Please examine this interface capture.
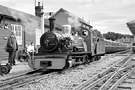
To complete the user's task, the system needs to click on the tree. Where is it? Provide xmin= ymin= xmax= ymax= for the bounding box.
xmin=103 ymin=32 xmax=133 ymax=41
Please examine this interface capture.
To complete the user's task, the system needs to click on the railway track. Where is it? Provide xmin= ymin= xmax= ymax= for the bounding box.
xmin=108 ymin=49 xmax=131 ymax=57
xmin=0 ymin=51 xmax=131 ymax=90
xmin=0 ymin=70 xmax=40 ymax=90
xmin=0 ymin=70 xmax=57 ymax=90
xmin=114 ymin=49 xmax=131 ymax=54
xmin=108 ymin=60 xmax=135 ymax=90
xmin=74 ymin=54 xmax=135 ymax=90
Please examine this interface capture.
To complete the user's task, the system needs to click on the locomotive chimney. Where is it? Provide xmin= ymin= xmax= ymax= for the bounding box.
xmin=49 ymin=17 xmax=55 ymax=31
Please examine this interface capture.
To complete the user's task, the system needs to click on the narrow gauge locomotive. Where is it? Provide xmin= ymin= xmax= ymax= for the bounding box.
xmin=28 ymin=17 xmax=105 ymax=70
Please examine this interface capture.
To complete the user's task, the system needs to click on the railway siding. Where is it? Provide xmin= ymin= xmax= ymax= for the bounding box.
xmin=74 ymin=54 xmax=135 ymax=90
xmin=12 ymin=54 xmax=129 ymax=90
xmin=0 ymin=53 xmax=130 ymax=90
xmin=109 ymin=59 xmax=135 ymax=90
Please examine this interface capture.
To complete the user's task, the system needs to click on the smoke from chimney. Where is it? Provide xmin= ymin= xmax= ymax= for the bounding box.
xmin=68 ymin=15 xmax=81 ymax=31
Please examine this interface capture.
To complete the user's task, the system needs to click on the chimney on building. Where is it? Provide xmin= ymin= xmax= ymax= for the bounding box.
xmin=35 ymin=0 xmax=44 ymax=17
xmin=35 ymin=0 xmax=45 ymax=33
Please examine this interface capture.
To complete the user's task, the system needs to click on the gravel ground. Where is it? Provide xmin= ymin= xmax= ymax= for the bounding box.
xmin=14 ymin=55 xmax=126 ymax=90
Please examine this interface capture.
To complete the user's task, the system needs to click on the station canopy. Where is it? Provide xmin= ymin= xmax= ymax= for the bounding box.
xmin=127 ymin=20 xmax=135 ymax=35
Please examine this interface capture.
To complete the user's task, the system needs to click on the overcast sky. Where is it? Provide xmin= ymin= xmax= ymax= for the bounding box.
xmin=0 ymin=0 xmax=135 ymax=35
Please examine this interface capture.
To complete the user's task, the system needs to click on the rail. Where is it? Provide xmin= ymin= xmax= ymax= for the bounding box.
xmin=74 ymin=54 xmax=135 ymax=90
xmin=0 ymin=50 xmax=132 ymax=90
xmin=0 ymin=70 xmax=44 ymax=90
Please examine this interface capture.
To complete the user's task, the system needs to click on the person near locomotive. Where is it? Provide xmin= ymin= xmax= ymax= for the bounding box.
xmin=6 ymin=32 xmax=18 ymax=66
xmin=17 ymin=43 xmax=30 ymax=62
xmin=27 ymin=42 xmax=36 ymax=59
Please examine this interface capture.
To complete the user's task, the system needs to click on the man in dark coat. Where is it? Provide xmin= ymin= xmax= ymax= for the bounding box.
xmin=6 ymin=32 xmax=18 ymax=66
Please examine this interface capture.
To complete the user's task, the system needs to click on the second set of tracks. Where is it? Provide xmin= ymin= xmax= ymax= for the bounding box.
xmin=74 ymin=53 xmax=135 ymax=90
xmin=0 ymin=51 xmax=132 ymax=90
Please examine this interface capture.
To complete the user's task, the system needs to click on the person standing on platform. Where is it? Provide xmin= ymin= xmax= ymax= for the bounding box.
xmin=6 ymin=32 xmax=18 ymax=66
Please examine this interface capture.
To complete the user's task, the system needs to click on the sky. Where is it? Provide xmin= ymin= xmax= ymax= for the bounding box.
xmin=0 ymin=0 xmax=135 ymax=35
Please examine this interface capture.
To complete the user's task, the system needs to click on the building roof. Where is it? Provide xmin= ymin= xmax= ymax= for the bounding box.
xmin=0 ymin=5 xmax=63 ymax=30
xmin=51 ymin=8 xmax=92 ymax=28
xmin=0 ymin=4 xmax=41 ymax=33
xmin=0 ymin=5 xmax=40 ymax=22
xmin=44 ymin=19 xmax=63 ymax=29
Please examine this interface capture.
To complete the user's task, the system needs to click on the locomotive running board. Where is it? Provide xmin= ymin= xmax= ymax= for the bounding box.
xmin=34 ymin=54 xmax=68 ymax=59
xmin=69 ymin=52 xmax=91 ymax=56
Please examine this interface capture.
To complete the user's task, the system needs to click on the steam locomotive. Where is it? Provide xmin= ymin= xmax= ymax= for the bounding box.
xmin=28 ymin=17 xmax=105 ymax=70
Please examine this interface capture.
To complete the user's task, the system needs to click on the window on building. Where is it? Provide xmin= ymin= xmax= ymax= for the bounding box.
xmin=15 ymin=25 xmax=22 ymax=36
xmin=11 ymin=24 xmax=22 ymax=45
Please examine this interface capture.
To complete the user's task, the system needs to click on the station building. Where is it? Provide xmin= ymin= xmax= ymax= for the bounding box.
xmin=0 ymin=5 xmax=40 ymax=59
xmin=0 ymin=4 xmax=62 ymax=60
xmin=127 ymin=20 xmax=135 ymax=43
xmin=0 ymin=2 xmax=93 ymax=60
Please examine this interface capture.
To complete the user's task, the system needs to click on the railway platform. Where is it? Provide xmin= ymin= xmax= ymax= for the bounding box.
xmin=0 ymin=60 xmax=32 ymax=80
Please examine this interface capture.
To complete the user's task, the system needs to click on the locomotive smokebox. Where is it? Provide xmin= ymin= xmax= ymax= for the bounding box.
xmin=49 ymin=17 xmax=55 ymax=31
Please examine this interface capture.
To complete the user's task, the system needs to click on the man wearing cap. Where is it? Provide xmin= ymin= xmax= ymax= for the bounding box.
xmin=6 ymin=32 xmax=18 ymax=66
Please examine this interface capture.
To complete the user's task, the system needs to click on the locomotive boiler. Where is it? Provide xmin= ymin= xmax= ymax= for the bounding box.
xmin=28 ymin=17 xmax=105 ymax=70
